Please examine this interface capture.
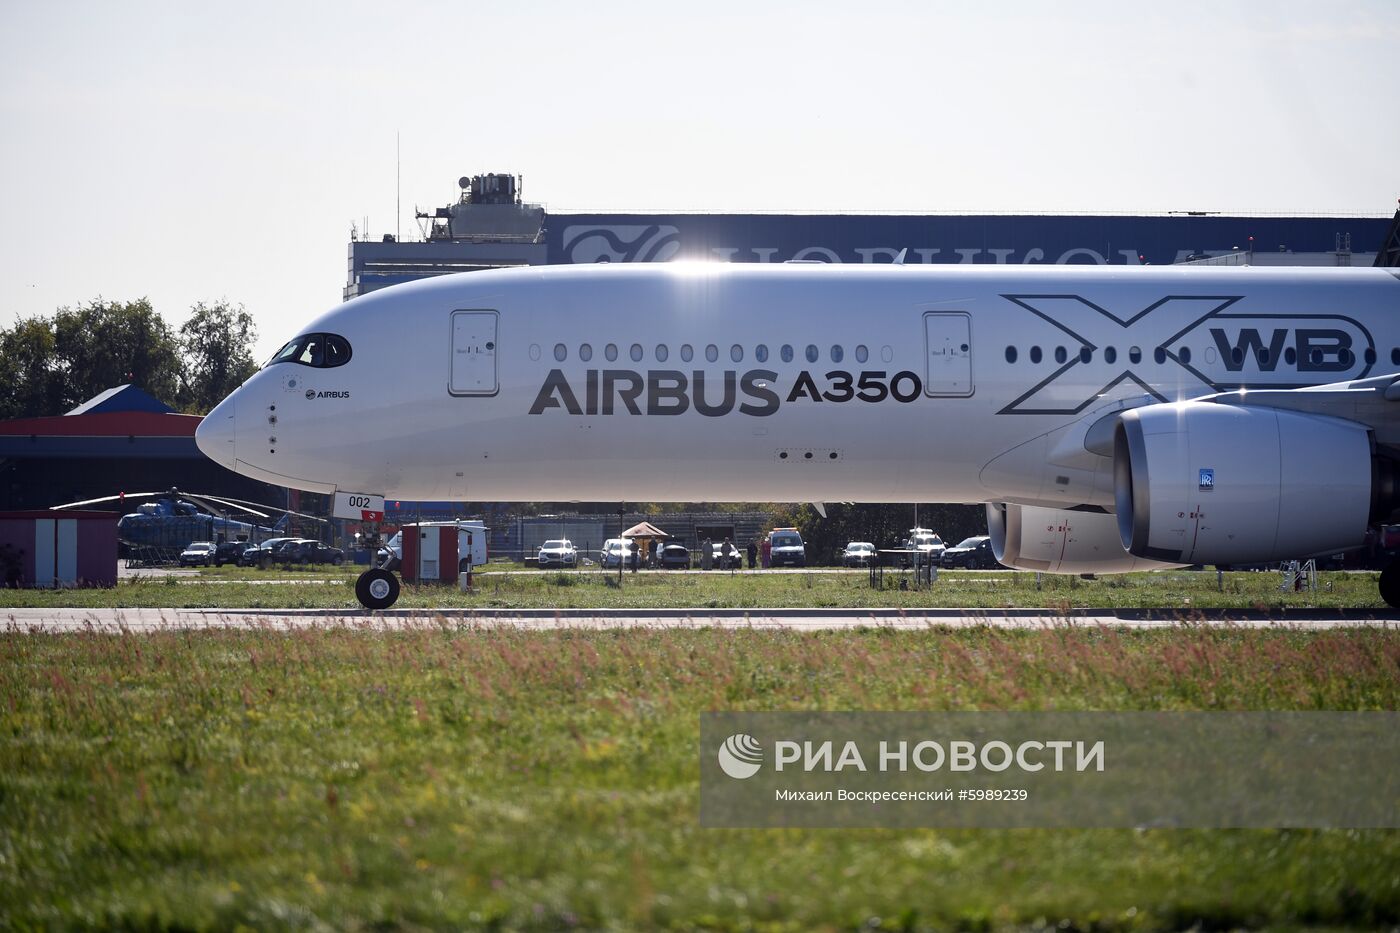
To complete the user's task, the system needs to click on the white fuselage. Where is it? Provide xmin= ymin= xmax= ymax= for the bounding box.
xmin=196 ymin=263 xmax=1400 ymax=505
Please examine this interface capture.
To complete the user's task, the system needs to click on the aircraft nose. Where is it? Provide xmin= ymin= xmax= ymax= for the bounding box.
xmin=196 ymin=394 xmax=237 ymax=469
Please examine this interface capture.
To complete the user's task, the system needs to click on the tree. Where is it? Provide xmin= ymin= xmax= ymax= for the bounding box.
xmin=178 ymin=301 xmax=258 ymax=414
xmin=50 ymin=298 xmax=182 ymax=410
xmin=0 ymin=317 xmax=63 ymax=420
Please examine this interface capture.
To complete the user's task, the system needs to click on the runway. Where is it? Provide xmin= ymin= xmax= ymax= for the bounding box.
xmin=4 ymin=606 xmax=1397 ymax=633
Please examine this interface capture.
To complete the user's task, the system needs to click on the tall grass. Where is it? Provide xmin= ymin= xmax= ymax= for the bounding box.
xmin=2 ymin=625 xmax=1397 ymax=929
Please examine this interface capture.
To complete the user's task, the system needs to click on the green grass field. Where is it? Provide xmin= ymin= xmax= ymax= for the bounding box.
xmin=2 ymin=623 xmax=1397 ymax=930
xmin=0 ymin=565 xmax=1391 ymax=611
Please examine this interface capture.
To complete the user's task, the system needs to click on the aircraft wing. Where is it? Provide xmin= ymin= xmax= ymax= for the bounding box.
xmin=1193 ymin=372 xmax=1400 ymax=450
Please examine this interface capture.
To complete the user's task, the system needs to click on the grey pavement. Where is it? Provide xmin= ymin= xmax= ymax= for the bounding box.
xmin=3 ymin=606 xmax=1397 ymax=633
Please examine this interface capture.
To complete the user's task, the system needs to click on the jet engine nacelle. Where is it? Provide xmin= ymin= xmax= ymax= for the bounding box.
xmin=986 ymin=502 xmax=1183 ymax=574
xmin=1114 ymin=402 xmax=1380 ymax=565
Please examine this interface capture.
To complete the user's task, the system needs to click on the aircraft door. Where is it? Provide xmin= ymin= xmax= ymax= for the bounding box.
xmin=449 ymin=310 xmax=499 ymax=396
xmin=923 ymin=311 xmax=973 ymax=397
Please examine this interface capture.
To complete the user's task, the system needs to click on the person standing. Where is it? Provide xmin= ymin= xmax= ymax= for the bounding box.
xmin=746 ymin=538 xmax=757 ymax=570
xmin=701 ymin=536 xmax=713 ymax=571
xmin=761 ymin=536 xmax=771 ymax=569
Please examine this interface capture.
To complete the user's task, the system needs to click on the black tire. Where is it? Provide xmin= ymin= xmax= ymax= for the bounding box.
xmin=1380 ymin=561 xmax=1400 ymax=608
xmin=332 ymin=556 xmax=343 ymax=566
xmin=355 ymin=568 xmax=400 ymax=610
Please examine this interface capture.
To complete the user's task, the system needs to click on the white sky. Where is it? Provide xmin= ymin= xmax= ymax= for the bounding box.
xmin=2 ymin=0 xmax=1397 ymax=360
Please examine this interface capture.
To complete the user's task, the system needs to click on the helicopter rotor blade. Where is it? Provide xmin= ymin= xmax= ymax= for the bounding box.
xmin=178 ymin=492 xmax=271 ymax=519
xmin=199 ymin=494 xmax=329 ymax=524
xmin=51 ymin=492 xmax=162 ymax=510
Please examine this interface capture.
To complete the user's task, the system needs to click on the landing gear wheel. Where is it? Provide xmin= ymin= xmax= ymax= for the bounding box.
xmin=1379 ymin=561 xmax=1400 ymax=608
xmin=356 ymin=568 xmax=400 ymax=610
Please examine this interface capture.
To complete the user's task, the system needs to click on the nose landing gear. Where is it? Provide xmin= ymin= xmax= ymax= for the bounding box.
xmin=356 ymin=568 xmax=400 ymax=610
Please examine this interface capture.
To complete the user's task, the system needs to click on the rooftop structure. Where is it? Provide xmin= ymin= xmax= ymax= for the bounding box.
xmin=346 ymin=175 xmax=1394 ymax=298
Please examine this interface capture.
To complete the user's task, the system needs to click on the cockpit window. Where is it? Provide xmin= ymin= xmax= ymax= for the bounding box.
xmin=265 ymin=333 xmax=352 ymax=369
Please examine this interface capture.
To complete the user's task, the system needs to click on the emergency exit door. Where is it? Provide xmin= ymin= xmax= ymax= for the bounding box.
xmin=449 ymin=310 xmax=499 ymax=396
xmin=923 ymin=311 xmax=973 ymax=397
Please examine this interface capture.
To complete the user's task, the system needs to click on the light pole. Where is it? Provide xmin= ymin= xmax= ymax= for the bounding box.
xmin=617 ymin=506 xmax=625 ymax=587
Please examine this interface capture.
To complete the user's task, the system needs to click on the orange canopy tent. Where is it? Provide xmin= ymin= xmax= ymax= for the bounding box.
xmin=620 ymin=521 xmax=669 ymax=564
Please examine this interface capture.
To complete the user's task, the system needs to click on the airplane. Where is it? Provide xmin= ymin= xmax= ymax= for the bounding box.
xmin=195 ymin=261 xmax=1400 ymax=609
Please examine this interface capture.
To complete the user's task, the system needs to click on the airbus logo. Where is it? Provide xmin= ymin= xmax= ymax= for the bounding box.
xmin=998 ymin=294 xmax=1375 ymax=415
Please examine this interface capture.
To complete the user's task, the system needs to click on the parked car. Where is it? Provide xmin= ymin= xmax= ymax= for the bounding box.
xmin=239 ymin=537 xmax=300 ymax=567
xmin=941 ymin=535 xmax=997 ymax=569
xmin=656 ymin=542 xmax=691 ymax=569
xmin=768 ymin=528 xmax=806 ymax=567
xmin=276 ymin=539 xmax=344 ymax=565
xmin=902 ymin=528 xmax=945 ymax=566
xmin=538 ymin=539 xmax=578 ymax=569
xmin=842 ymin=541 xmax=876 ymax=567
xmin=213 ymin=541 xmax=249 ymax=566
xmin=710 ymin=541 xmax=743 ymax=568
xmin=601 ymin=537 xmax=639 ymax=569
xmin=179 ymin=541 xmax=215 ymax=567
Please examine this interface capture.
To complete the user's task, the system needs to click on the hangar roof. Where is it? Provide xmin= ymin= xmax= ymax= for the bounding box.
xmin=0 ymin=387 xmax=200 ymax=459
xmin=66 ymin=384 xmax=175 ymax=416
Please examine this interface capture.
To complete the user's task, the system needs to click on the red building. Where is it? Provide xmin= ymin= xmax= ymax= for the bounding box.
xmin=0 ymin=510 xmax=118 ymax=588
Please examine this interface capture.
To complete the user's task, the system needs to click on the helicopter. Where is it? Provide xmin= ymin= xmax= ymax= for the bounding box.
xmin=51 ymin=488 xmax=324 ymax=559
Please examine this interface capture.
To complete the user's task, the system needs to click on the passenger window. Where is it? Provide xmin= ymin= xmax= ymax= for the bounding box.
xmin=805 ymin=345 xmax=818 ymax=363
xmin=1079 ymin=347 xmax=1091 ymax=364
xmin=1104 ymin=346 xmax=1117 ymax=364
xmin=1153 ymin=348 xmax=1167 ymax=365
xmin=1005 ymin=346 xmax=1017 ymax=364
xmin=781 ymin=344 xmax=794 ymax=363
xmin=630 ymin=343 xmax=643 ymax=362
xmin=730 ymin=344 xmax=743 ymax=362
xmin=681 ymin=344 xmax=694 ymax=362
xmin=830 ymin=345 xmax=843 ymax=363
xmin=605 ymin=343 xmax=618 ymax=362
xmin=554 ymin=343 xmax=567 ymax=362
xmin=1054 ymin=346 xmax=1067 ymax=364
xmin=1285 ymin=347 xmax=1297 ymax=365
xmin=705 ymin=344 xmax=719 ymax=363
xmin=1392 ymin=349 xmax=1400 ymax=366
xmin=655 ymin=344 xmax=668 ymax=362
xmin=1129 ymin=346 xmax=1142 ymax=364
xmin=1231 ymin=347 xmax=1244 ymax=366
xmin=1030 ymin=346 xmax=1042 ymax=364
xmin=1180 ymin=347 xmax=1192 ymax=364
xmin=755 ymin=344 xmax=769 ymax=363
xmin=855 ymin=344 xmax=868 ymax=363
xmin=1365 ymin=348 xmax=1376 ymax=365
xmin=579 ymin=343 xmax=593 ymax=362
